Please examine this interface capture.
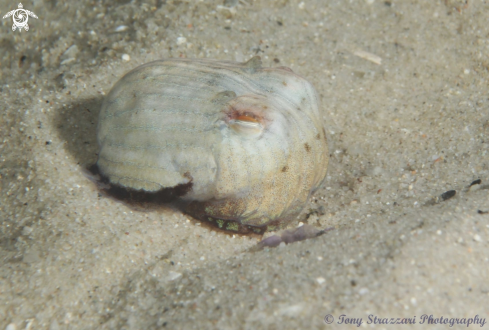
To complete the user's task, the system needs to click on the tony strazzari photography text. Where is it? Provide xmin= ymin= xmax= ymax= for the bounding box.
xmin=335 ymin=314 xmax=486 ymax=327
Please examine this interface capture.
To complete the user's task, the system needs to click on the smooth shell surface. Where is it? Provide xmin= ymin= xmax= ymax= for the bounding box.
xmin=96 ymin=56 xmax=328 ymax=233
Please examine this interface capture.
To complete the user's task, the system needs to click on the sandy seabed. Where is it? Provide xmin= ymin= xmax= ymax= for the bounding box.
xmin=0 ymin=0 xmax=488 ymax=329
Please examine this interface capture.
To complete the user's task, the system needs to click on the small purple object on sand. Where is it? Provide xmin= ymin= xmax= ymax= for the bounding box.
xmin=254 ymin=224 xmax=334 ymax=250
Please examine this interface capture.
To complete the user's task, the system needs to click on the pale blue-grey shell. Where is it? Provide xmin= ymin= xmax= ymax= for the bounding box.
xmin=96 ymin=56 xmax=328 ymax=232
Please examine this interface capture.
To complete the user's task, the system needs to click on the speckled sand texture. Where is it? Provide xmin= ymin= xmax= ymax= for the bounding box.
xmin=1 ymin=0 xmax=488 ymax=329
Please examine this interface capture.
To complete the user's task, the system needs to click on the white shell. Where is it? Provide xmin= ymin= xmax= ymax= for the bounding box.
xmin=96 ymin=57 xmax=328 ymax=232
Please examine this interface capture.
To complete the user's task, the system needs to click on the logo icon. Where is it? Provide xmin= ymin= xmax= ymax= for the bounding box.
xmin=2 ymin=3 xmax=38 ymax=32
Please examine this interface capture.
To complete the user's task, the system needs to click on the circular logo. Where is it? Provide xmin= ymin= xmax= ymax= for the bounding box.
xmin=13 ymin=9 xmax=28 ymax=27
xmin=324 ymin=314 xmax=334 ymax=324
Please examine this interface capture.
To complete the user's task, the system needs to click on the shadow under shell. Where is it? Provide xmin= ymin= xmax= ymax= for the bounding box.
xmin=86 ymin=164 xmax=273 ymax=235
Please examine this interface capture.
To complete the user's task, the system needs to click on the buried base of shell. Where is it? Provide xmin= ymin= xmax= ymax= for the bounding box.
xmin=183 ymin=200 xmax=298 ymax=235
xmin=85 ymin=163 xmax=294 ymax=235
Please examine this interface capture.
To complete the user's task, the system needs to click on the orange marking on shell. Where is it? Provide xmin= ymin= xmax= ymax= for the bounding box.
xmin=236 ymin=115 xmax=260 ymax=123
